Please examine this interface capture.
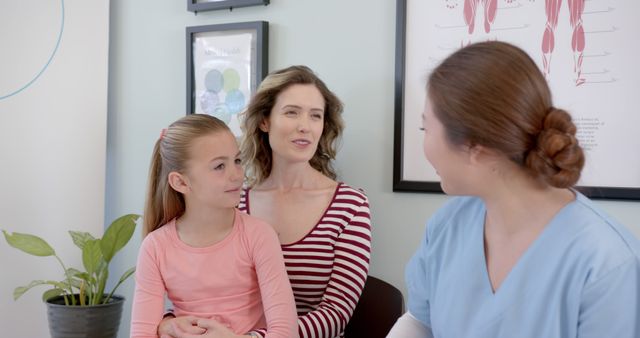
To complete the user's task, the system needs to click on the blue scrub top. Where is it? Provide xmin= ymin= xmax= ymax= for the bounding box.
xmin=406 ymin=192 xmax=640 ymax=338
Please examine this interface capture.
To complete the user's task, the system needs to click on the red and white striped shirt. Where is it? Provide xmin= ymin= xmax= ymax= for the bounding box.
xmin=239 ymin=182 xmax=372 ymax=338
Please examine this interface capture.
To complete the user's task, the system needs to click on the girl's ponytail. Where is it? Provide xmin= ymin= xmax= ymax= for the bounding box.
xmin=142 ymin=114 xmax=229 ymax=237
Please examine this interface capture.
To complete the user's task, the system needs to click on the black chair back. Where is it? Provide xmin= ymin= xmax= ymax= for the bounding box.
xmin=344 ymin=275 xmax=404 ymax=338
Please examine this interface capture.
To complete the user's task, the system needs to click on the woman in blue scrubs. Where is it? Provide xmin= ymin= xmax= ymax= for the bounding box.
xmin=387 ymin=41 xmax=640 ymax=338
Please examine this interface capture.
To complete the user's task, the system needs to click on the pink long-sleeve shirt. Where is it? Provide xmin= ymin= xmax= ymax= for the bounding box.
xmin=130 ymin=209 xmax=298 ymax=338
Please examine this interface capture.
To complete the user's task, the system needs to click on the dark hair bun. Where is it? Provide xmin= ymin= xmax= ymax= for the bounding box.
xmin=525 ymin=108 xmax=585 ymax=188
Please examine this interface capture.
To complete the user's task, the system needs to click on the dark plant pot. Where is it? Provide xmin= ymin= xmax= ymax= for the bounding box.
xmin=45 ymin=294 xmax=125 ymax=338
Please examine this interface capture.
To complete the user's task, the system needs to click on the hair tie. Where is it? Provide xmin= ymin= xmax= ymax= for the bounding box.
xmin=160 ymin=128 xmax=168 ymax=140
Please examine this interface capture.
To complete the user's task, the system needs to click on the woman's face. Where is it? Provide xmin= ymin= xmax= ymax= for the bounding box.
xmin=261 ymin=84 xmax=325 ymax=165
xmin=422 ymin=99 xmax=473 ymax=195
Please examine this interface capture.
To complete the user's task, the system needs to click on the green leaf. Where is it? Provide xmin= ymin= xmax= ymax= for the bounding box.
xmin=65 ymin=278 xmax=84 ymax=290
xmin=66 ymin=267 xmax=84 ymax=278
xmin=69 ymin=231 xmax=96 ymax=250
xmin=67 ymin=268 xmax=91 ymax=282
xmin=82 ymin=239 xmax=103 ymax=277
xmin=13 ymin=280 xmax=67 ymax=300
xmin=94 ymin=268 xmax=109 ymax=305
xmin=97 ymin=260 xmax=108 ymax=273
xmin=118 ymin=266 xmax=136 ymax=284
xmin=2 ymin=230 xmax=55 ymax=257
xmin=100 ymin=214 xmax=139 ymax=263
xmin=42 ymin=288 xmax=66 ymax=302
xmin=104 ymin=266 xmax=136 ymax=304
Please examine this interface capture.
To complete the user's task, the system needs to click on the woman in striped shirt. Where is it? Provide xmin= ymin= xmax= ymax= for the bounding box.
xmin=159 ymin=66 xmax=371 ymax=338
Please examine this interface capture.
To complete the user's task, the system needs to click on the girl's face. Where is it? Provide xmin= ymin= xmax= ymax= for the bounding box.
xmin=422 ymin=99 xmax=474 ymax=195
xmin=180 ymin=131 xmax=244 ymax=209
xmin=261 ymin=84 xmax=325 ymax=165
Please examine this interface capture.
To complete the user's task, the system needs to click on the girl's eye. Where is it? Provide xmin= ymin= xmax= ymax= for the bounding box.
xmin=285 ymin=110 xmax=297 ymax=116
xmin=312 ymin=113 xmax=323 ymax=120
xmin=214 ymin=163 xmax=225 ymax=170
xmin=234 ymin=158 xmax=242 ymax=165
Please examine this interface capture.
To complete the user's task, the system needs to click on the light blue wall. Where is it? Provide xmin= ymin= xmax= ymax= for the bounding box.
xmin=106 ymin=1 xmax=640 ymax=337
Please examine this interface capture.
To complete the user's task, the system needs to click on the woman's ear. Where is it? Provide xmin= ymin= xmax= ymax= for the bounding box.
xmin=259 ymin=118 xmax=270 ymax=132
xmin=167 ymin=171 xmax=189 ymax=194
xmin=467 ymin=143 xmax=491 ymax=166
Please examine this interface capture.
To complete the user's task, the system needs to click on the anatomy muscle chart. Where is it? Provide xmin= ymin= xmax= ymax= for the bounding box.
xmin=399 ymin=0 xmax=640 ymax=196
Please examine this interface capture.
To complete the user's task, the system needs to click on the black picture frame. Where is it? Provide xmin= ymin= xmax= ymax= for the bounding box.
xmin=392 ymin=0 xmax=640 ymax=200
xmin=187 ymin=0 xmax=269 ymax=13
xmin=574 ymin=187 xmax=640 ymax=200
xmin=186 ymin=21 xmax=268 ymax=136
xmin=393 ymin=0 xmax=443 ymax=194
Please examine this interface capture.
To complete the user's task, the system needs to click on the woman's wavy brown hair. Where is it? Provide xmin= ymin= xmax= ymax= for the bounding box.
xmin=240 ymin=65 xmax=344 ymax=186
xmin=428 ymin=41 xmax=585 ymax=188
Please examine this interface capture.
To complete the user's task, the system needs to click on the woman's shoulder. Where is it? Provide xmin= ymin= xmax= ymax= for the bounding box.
xmin=437 ymin=195 xmax=483 ymax=213
xmin=334 ymin=182 xmax=369 ymax=206
xmin=571 ymin=193 xmax=639 ymax=250
xmin=426 ymin=196 xmax=484 ymax=238
xmin=562 ymin=193 xmax=640 ymax=279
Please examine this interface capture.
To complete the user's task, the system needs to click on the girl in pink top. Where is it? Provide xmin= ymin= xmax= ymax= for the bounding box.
xmin=130 ymin=114 xmax=297 ymax=338
xmin=159 ymin=66 xmax=371 ymax=338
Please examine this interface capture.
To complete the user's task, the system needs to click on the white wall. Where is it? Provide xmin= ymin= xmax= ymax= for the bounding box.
xmin=0 ymin=1 xmax=110 ymax=337
xmin=106 ymin=1 xmax=640 ymax=337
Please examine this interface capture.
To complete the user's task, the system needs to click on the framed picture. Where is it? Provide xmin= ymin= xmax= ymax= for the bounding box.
xmin=393 ymin=0 xmax=640 ymax=200
xmin=393 ymin=0 xmax=443 ymax=194
xmin=187 ymin=0 xmax=269 ymax=13
xmin=186 ymin=21 xmax=268 ymax=137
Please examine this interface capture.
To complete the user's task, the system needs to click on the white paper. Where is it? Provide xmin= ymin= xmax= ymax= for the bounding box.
xmin=402 ymin=0 xmax=640 ymax=189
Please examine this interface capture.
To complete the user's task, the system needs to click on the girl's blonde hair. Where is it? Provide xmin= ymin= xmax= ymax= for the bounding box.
xmin=143 ymin=114 xmax=230 ymax=237
xmin=240 ymin=65 xmax=344 ymax=186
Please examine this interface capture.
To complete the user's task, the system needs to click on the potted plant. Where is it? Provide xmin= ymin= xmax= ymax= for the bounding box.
xmin=2 ymin=213 xmax=140 ymax=338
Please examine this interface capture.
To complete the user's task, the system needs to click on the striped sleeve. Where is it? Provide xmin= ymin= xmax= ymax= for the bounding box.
xmin=295 ymin=189 xmax=371 ymax=338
